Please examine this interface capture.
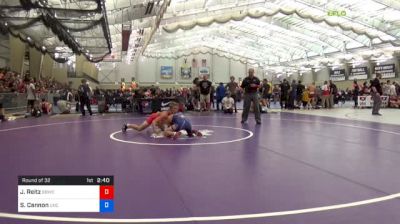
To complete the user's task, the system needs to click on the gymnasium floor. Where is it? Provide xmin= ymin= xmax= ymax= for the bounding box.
xmin=1 ymin=109 xmax=400 ymax=224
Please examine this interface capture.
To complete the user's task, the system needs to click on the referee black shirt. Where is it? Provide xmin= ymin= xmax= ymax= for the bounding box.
xmin=241 ymin=76 xmax=260 ymax=93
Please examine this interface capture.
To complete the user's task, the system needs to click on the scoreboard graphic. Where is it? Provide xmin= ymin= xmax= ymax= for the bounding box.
xmin=18 ymin=176 xmax=114 ymax=213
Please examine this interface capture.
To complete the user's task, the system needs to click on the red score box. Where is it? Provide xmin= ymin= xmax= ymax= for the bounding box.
xmin=100 ymin=186 xmax=114 ymax=200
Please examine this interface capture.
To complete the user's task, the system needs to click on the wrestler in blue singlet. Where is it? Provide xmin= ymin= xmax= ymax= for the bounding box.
xmin=171 ymin=113 xmax=194 ymax=136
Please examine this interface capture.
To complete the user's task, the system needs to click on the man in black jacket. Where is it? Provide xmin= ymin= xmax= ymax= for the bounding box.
xmin=241 ymin=68 xmax=261 ymax=124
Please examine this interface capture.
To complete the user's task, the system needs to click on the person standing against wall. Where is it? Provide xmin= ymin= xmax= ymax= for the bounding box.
xmin=78 ymin=79 xmax=93 ymax=116
xmin=241 ymin=68 xmax=261 ymax=124
xmin=371 ymin=73 xmax=383 ymax=115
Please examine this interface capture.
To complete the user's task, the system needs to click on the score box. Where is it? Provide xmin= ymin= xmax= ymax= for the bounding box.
xmin=18 ymin=176 xmax=114 ymax=213
xmin=100 ymin=186 xmax=114 ymax=200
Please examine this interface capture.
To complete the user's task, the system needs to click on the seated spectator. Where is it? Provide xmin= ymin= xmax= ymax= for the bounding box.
xmin=0 ymin=81 xmax=5 ymax=92
xmin=0 ymin=103 xmax=6 ymax=122
xmin=361 ymin=81 xmax=370 ymax=95
xmin=389 ymin=96 xmax=400 ymax=108
xmin=40 ymin=99 xmax=52 ymax=114
xmin=221 ymin=93 xmax=234 ymax=114
xmin=389 ymin=82 xmax=397 ymax=96
xmin=29 ymin=100 xmax=42 ymax=118
xmin=57 ymin=100 xmax=71 ymax=114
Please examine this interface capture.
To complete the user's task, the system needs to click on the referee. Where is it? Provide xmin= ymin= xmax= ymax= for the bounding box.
xmin=241 ymin=68 xmax=261 ymax=124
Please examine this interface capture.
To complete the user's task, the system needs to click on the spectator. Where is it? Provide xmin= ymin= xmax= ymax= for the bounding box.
xmin=57 ymin=100 xmax=71 ymax=114
xmin=198 ymin=75 xmax=212 ymax=111
xmin=66 ymin=89 xmax=73 ymax=102
xmin=210 ymin=85 xmax=215 ymax=109
xmin=370 ymin=73 xmax=383 ymax=116
xmin=192 ymin=78 xmax=200 ymax=111
xmin=297 ymin=80 xmax=305 ymax=107
xmin=353 ymin=80 xmax=360 ymax=108
xmin=361 ymin=81 xmax=370 ymax=95
xmin=329 ymin=80 xmax=338 ymax=108
xmin=216 ymin=82 xmax=226 ymax=111
xmin=0 ymin=103 xmax=6 ymax=122
xmin=25 ymin=78 xmax=36 ymax=115
xmin=226 ymin=76 xmax=239 ymax=113
xmin=302 ymin=88 xmax=312 ymax=110
xmin=308 ymin=82 xmax=316 ymax=108
xmin=389 ymin=81 xmax=397 ymax=96
xmin=289 ymin=80 xmax=297 ymax=109
xmin=78 ymin=79 xmax=93 ymax=116
xmin=280 ymin=79 xmax=290 ymax=109
xmin=383 ymin=80 xmax=391 ymax=95
xmin=40 ymin=99 xmax=52 ymax=114
xmin=272 ymin=84 xmax=280 ymax=105
xmin=221 ymin=93 xmax=234 ymax=114
xmin=260 ymin=79 xmax=271 ymax=108
xmin=395 ymin=82 xmax=400 ymax=96
xmin=321 ymin=81 xmax=330 ymax=108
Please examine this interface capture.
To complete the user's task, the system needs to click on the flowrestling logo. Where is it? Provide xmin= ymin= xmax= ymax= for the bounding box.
xmin=327 ymin=10 xmax=347 ymax=16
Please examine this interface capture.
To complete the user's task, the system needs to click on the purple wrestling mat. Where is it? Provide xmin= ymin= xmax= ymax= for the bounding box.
xmin=1 ymin=112 xmax=400 ymax=224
